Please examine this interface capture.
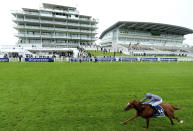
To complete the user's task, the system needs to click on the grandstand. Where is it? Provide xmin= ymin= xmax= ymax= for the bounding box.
xmin=99 ymin=21 xmax=193 ymax=56
xmin=10 ymin=3 xmax=97 ymax=58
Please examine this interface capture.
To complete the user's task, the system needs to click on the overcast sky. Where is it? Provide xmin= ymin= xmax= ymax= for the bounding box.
xmin=0 ymin=0 xmax=193 ymax=45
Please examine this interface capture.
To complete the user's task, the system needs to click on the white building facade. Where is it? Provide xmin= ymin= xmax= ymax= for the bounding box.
xmin=12 ymin=3 xmax=98 ymax=48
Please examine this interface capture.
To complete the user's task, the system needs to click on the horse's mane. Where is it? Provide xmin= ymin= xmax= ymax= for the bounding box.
xmin=135 ymin=100 xmax=153 ymax=111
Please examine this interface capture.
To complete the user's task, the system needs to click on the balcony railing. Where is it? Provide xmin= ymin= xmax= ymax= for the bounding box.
xmin=16 ymin=34 xmax=40 ymax=38
xmin=67 ymin=23 xmax=80 ymax=26
xmin=16 ymin=33 xmax=96 ymax=40
xmin=40 ymin=13 xmax=52 ymax=17
xmin=54 ymin=21 xmax=68 ymax=26
xmin=42 ymin=27 xmax=54 ymax=30
xmin=14 ymin=25 xmax=97 ymax=35
xmin=25 ymin=12 xmax=39 ymax=15
xmin=13 ymin=18 xmax=24 ymax=22
xmin=40 ymin=20 xmax=53 ymax=23
xmin=14 ymin=25 xmax=25 ymax=29
xmin=24 ymin=19 xmax=40 ymax=23
xmin=13 ymin=10 xmax=98 ymax=23
xmin=14 ymin=19 xmax=97 ymax=29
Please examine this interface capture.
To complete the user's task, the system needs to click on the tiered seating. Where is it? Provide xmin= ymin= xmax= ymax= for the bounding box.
xmin=152 ymin=45 xmax=180 ymax=52
xmin=121 ymin=43 xmax=193 ymax=53
xmin=120 ymin=43 xmax=193 ymax=56
xmin=120 ymin=44 xmax=153 ymax=50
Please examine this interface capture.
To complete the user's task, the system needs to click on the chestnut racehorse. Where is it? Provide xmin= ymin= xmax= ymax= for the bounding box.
xmin=122 ymin=99 xmax=183 ymax=129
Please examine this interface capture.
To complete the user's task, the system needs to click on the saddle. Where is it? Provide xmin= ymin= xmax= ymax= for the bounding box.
xmin=151 ymin=105 xmax=165 ymax=117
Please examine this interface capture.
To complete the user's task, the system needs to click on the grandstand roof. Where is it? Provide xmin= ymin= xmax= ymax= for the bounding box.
xmin=43 ymin=3 xmax=76 ymax=10
xmin=99 ymin=21 xmax=193 ymax=39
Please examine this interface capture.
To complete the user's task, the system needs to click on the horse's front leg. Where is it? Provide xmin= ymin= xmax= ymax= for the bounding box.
xmin=122 ymin=114 xmax=138 ymax=125
xmin=146 ymin=118 xmax=150 ymax=129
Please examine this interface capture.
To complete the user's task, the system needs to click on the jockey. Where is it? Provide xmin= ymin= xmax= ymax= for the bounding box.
xmin=140 ymin=93 xmax=162 ymax=114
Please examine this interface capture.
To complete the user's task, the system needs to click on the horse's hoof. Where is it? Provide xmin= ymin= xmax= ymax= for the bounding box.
xmin=121 ymin=122 xmax=126 ymax=125
xmin=180 ymin=120 xmax=184 ymax=124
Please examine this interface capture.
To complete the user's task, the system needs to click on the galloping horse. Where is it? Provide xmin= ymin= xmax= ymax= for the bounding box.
xmin=122 ymin=99 xmax=183 ymax=129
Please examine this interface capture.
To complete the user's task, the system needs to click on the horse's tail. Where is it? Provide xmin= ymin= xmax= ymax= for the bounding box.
xmin=172 ymin=105 xmax=183 ymax=110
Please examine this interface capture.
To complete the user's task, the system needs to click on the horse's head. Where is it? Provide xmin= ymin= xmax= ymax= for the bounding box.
xmin=124 ymin=99 xmax=139 ymax=111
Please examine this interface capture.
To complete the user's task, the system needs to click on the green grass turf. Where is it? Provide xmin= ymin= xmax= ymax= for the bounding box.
xmin=0 ymin=62 xmax=193 ymax=131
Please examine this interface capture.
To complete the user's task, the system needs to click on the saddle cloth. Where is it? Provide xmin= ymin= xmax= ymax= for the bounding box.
xmin=152 ymin=105 xmax=165 ymax=117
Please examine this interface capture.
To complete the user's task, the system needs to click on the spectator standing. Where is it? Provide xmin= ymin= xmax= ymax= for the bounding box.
xmin=19 ymin=55 xmax=22 ymax=62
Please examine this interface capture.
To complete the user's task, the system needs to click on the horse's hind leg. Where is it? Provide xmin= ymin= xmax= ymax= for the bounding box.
xmin=173 ymin=115 xmax=184 ymax=123
xmin=169 ymin=118 xmax=174 ymax=125
xmin=167 ymin=113 xmax=183 ymax=124
xmin=165 ymin=112 xmax=174 ymax=125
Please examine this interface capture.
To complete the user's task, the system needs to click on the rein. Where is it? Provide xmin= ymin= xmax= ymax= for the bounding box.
xmin=133 ymin=101 xmax=144 ymax=113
